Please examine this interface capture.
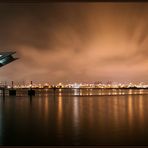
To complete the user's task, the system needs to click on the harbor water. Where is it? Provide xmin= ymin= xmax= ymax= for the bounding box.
xmin=0 ymin=88 xmax=148 ymax=145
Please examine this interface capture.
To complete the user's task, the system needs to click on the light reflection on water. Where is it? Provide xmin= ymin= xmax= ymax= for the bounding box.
xmin=0 ymin=89 xmax=148 ymax=145
xmin=57 ymin=95 xmax=63 ymax=141
xmin=73 ymin=97 xmax=80 ymax=145
xmin=139 ymin=95 xmax=144 ymax=130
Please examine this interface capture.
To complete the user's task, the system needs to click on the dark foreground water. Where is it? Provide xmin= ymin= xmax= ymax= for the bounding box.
xmin=0 ymin=88 xmax=148 ymax=145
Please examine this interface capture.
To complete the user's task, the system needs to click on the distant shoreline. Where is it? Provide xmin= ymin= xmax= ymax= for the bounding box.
xmin=7 ymin=87 xmax=148 ymax=90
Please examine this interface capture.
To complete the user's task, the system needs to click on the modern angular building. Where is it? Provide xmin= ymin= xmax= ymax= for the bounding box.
xmin=0 ymin=52 xmax=18 ymax=67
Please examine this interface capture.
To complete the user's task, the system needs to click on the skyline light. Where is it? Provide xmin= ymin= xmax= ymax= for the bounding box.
xmin=1 ymin=81 xmax=148 ymax=89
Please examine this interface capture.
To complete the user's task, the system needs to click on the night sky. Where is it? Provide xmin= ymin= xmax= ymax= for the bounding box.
xmin=0 ymin=3 xmax=148 ymax=84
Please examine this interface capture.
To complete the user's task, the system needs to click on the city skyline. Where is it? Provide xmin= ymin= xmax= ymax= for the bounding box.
xmin=0 ymin=3 xmax=148 ymax=84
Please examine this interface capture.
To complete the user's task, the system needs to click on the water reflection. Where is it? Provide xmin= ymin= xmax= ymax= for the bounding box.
xmin=73 ymin=97 xmax=80 ymax=144
xmin=74 ymin=89 xmax=79 ymax=96
xmin=73 ymin=97 xmax=79 ymax=127
xmin=127 ymin=95 xmax=133 ymax=131
xmin=88 ymin=97 xmax=93 ymax=128
xmin=139 ymin=95 xmax=144 ymax=130
xmin=57 ymin=95 xmax=63 ymax=140
xmin=58 ymin=89 xmax=62 ymax=96
xmin=127 ymin=95 xmax=146 ymax=135
xmin=44 ymin=95 xmax=49 ymax=124
xmin=113 ymin=96 xmax=119 ymax=127
xmin=1 ymin=90 xmax=148 ymax=145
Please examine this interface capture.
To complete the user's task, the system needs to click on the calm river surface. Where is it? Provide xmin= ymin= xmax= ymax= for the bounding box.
xmin=0 ymin=88 xmax=148 ymax=145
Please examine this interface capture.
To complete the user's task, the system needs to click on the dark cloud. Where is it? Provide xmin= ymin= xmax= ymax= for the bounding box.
xmin=0 ymin=3 xmax=148 ymax=84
